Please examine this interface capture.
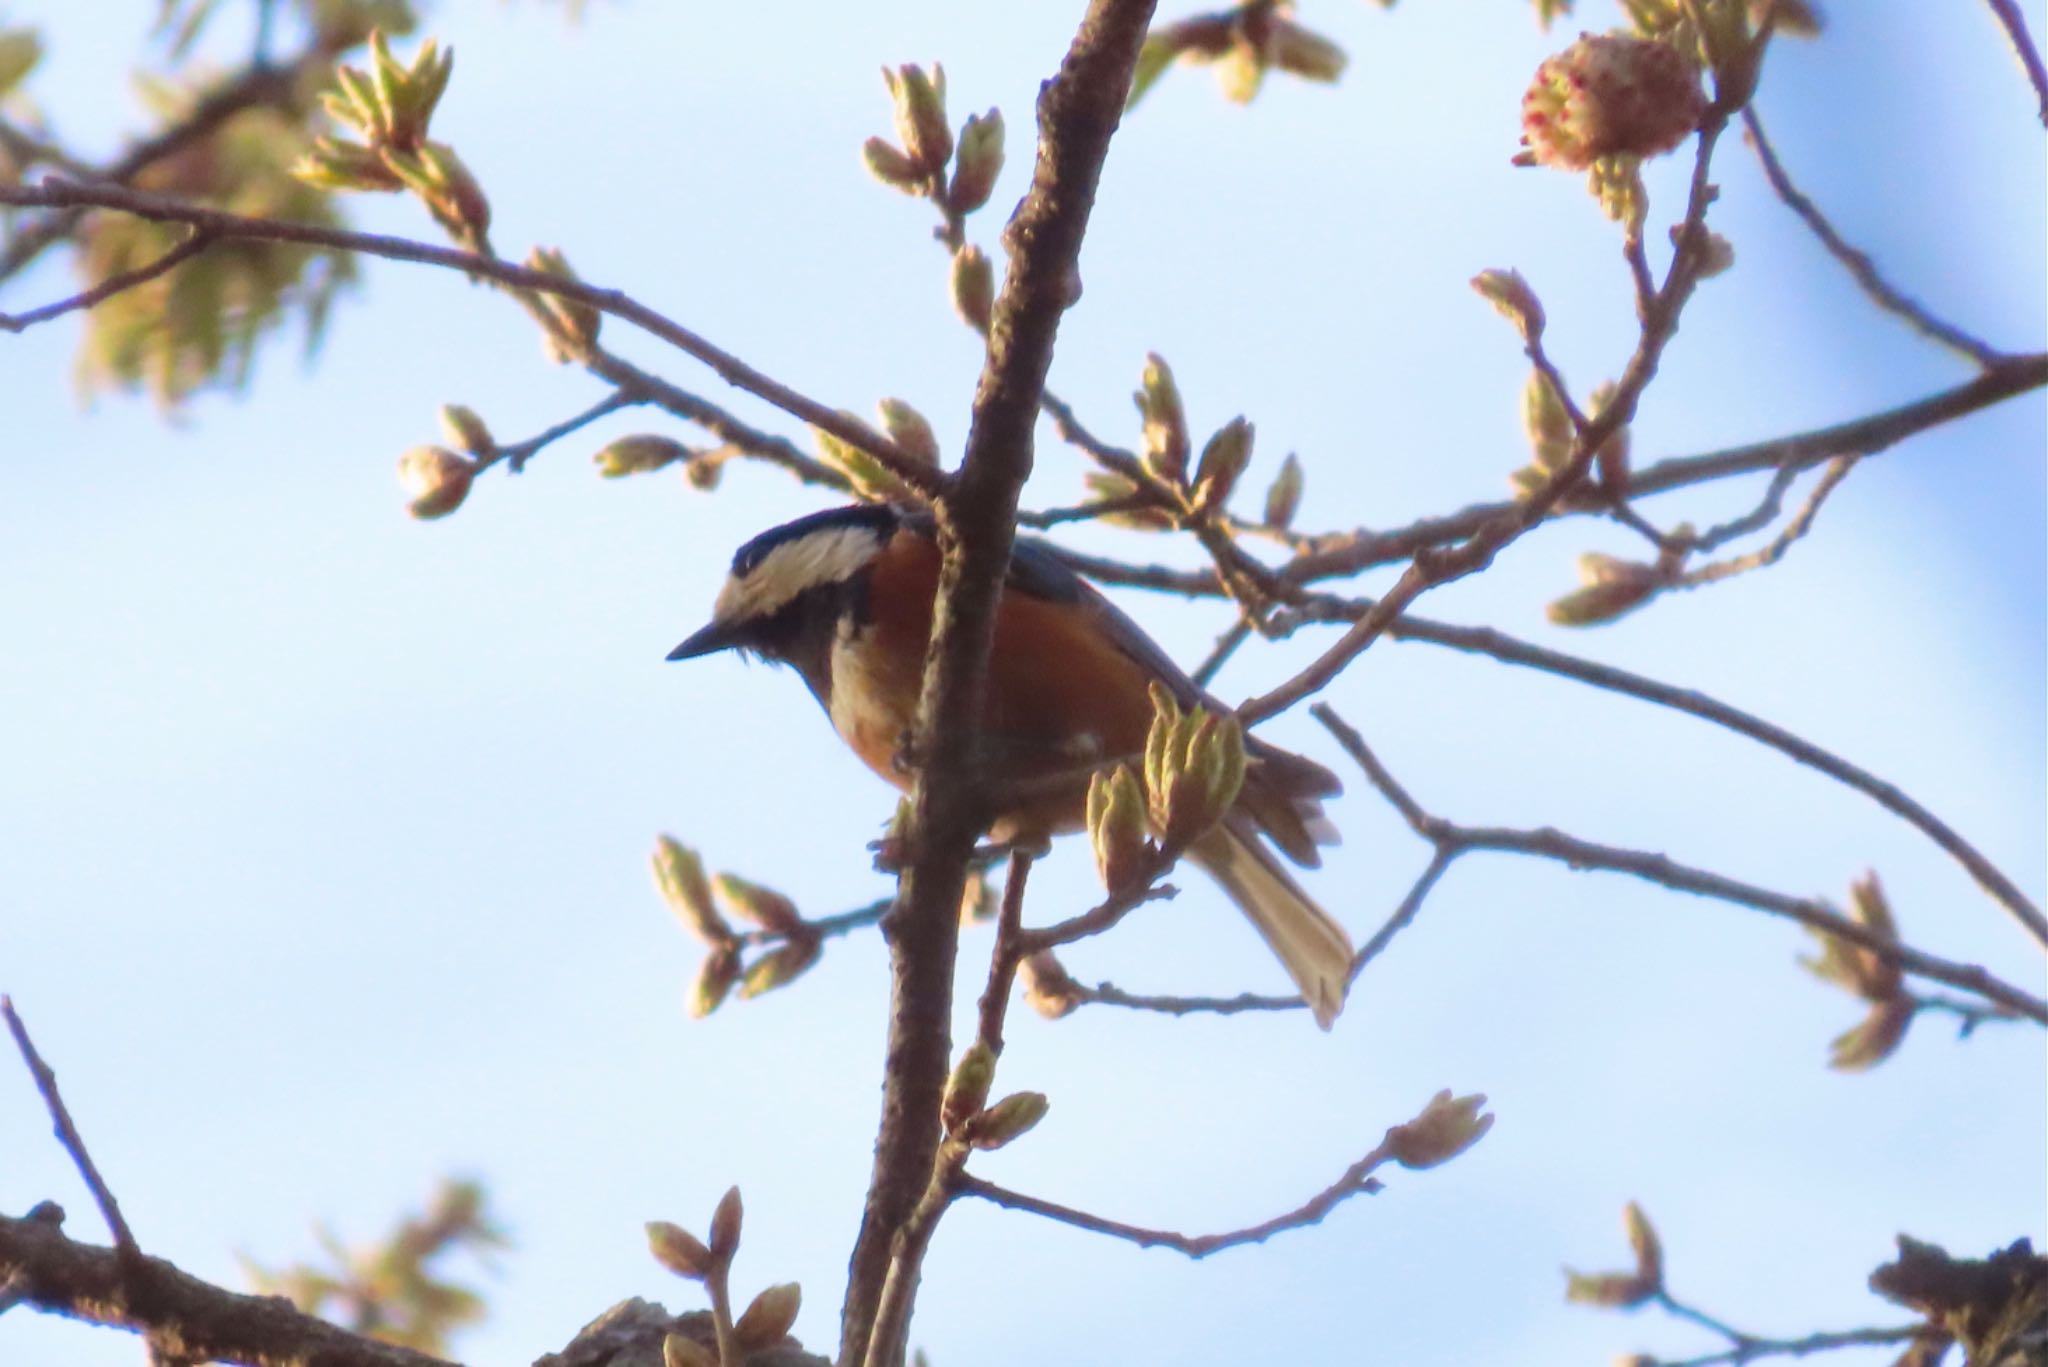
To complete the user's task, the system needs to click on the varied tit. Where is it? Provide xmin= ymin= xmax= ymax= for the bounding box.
xmin=668 ymin=503 xmax=1355 ymax=1027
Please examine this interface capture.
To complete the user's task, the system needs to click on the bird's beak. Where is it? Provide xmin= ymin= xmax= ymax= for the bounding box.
xmin=666 ymin=620 xmax=738 ymax=661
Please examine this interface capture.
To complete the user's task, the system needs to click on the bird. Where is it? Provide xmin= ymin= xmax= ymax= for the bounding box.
xmin=667 ymin=502 xmax=1355 ymax=1026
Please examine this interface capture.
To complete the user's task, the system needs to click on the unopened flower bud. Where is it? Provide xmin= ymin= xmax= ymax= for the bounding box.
xmin=734 ymin=1282 xmax=802 ymax=1349
xmin=646 ymin=1220 xmax=713 ymax=1280
xmin=1517 ymin=34 xmax=1705 ymax=171
xmin=964 ymin=1091 xmax=1049 ymax=1150
xmin=397 ymin=445 xmax=475 ymax=519
xmin=1384 ymin=1089 xmax=1493 ymax=1169
xmin=883 ymin=63 xmax=951 ymax=176
xmin=1472 ymin=269 xmax=1546 ymax=345
xmin=942 ymin=1042 xmax=997 ymax=1135
xmin=950 ymin=244 xmax=995 ymax=333
xmin=595 ymin=434 xmax=688 ymax=479
xmin=707 ymin=1186 xmax=743 ymax=1262
xmin=946 ymin=109 xmax=1004 ymax=216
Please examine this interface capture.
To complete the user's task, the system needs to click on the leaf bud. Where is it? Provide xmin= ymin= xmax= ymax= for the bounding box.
xmin=707 ymin=1186 xmax=743 ymax=1263
xmin=734 ymin=1282 xmax=802 ymax=1350
xmin=1087 ymin=765 xmax=1152 ymax=896
xmin=1019 ymin=950 xmax=1083 ymax=1020
xmin=1623 ymin=1201 xmax=1664 ymax=1289
xmin=1563 ymin=1270 xmax=1657 ymax=1309
xmin=883 ymin=63 xmax=951 ymax=176
xmin=1522 ymin=370 xmax=1574 ymax=471
xmin=524 ymin=246 xmax=601 ymax=357
xmin=1134 ymin=353 xmax=1190 ymax=485
xmin=942 ymin=1042 xmax=997 ymax=1136
xmin=950 ymin=244 xmax=995 ymax=334
xmin=1828 ymin=996 xmax=1913 ymax=1071
xmin=397 ymin=445 xmax=475 ymax=519
xmin=738 ymin=937 xmax=821 ymax=999
xmin=1384 ymin=1089 xmax=1494 ymax=1169
xmin=712 ymin=872 xmax=805 ymax=937
xmin=690 ymin=945 xmax=740 ymax=1019
xmin=1545 ymin=554 xmax=1665 ymax=626
xmin=1472 ymin=269 xmax=1546 ymax=345
xmin=862 ymin=136 xmax=926 ymax=194
xmin=653 ymin=836 xmax=732 ymax=945
xmin=595 ymin=434 xmax=688 ymax=479
xmin=1192 ymin=416 xmax=1254 ymax=517
xmin=1268 ymin=17 xmax=1347 ymax=83
xmin=1263 ymin=453 xmax=1304 ymax=530
xmin=437 ymin=404 xmax=494 ymax=457
xmin=661 ymin=1334 xmax=715 ymax=1367
xmin=876 ymin=398 xmax=940 ymax=466
xmin=646 ymin=1220 xmax=713 ymax=1280
xmin=963 ymin=1091 xmax=1049 ymax=1150
xmin=946 ymin=109 xmax=1004 ymax=216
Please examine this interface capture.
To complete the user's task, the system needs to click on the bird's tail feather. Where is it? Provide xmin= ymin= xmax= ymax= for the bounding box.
xmin=1190 ymin=816 xmax=1353 ymax=1029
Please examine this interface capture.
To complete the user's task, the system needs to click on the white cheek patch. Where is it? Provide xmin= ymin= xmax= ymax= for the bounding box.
xmin=713 ymin=525 xmax=884 ymax=624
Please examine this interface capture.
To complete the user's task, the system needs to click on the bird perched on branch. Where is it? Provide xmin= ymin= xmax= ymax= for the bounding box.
xmin=668 ymin=503 xmax=1354 ymax=1026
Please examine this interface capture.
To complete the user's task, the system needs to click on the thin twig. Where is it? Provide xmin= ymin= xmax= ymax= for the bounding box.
xmin=1742 ymin=109 xmax=2005 ymax=367
xmin=1191 ymin=616 xmax=1255 ymax=688
xmin=481 ymin=388 xmax=646 ymax=474
xmin=1348 ymin=847 xmax=1458 ymax=986
xmin=1072 ymin=982 xmax=1302 ymax=1015
xmin=2 ymin=996 xmax=140 ymax=1261
xmin=1672 ymin=456 xmax=1854 ymax=589
xmin=1981 ymin=0 xmax=2048 ymax=127
xmin=0 ymin=228 xmax=212 ymax=333
xmin=1689 ymin=463 xmax=1802 ymax=553
xmin=0 ymin=178 xmax=936 ymax=498
xmin=1308 ymin=707 xmax=2048 ymax=1024
xmin=954 ymin=1144 xmax=1389 ymax=1259
xmin=1369 ymin=612 xmax=2048 ymax=952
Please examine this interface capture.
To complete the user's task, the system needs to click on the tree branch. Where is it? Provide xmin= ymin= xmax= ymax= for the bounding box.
xmin=1981 ymin=0 xmax=2048 ymax=127
xmin=0 ymin=178 xmax=932 ymax=497
xmin=954 ymin=1144 xmax=1390 ymax=1260
xmin=3 ymin=997 xmax=140 ymax=1261
xmin=1310 ymin=706 xmax=2048 ymax=1024
xmin=1741 ymin=108 xmax=2005 ymax=367
xmin=836 ymin=4 xmax=1157 ymax=1361
xmin=0 ymin=228 xmax=213 ymax=333
xmin=0 ymin=1210 xmax=457 ymax=1367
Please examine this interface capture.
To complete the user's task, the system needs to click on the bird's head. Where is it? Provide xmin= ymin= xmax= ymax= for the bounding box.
xmin=667 ymin=503 xmax=901 ymax=667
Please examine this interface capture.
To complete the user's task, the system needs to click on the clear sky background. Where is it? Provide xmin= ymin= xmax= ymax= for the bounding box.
xmin=3 ymin=3 xmax=2043 ymax=1365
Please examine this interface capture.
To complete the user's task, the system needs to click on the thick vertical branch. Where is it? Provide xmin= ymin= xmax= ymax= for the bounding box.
xmin=835 ymin=3 xmax=1157 ymax=1363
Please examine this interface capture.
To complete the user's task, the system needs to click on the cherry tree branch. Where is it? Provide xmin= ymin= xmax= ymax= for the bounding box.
xmin=1309 ymin=706 xmax=2048 ymax=1024
xmin=0 ymin=178 xmax=933 ymax=498
xmin=1981 ymin=0 xmax=2048 ymax=127
xmin=836 ymin=3 xmax=1157 ymax=1360
xmin=3 ymin=997 xmax=139 ymax=1260
xmin=1741 ymin=108 xmax=2006 ymax=366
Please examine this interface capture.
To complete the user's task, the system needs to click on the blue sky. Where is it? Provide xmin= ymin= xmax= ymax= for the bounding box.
xmin=3 ymin=3 xmax=2043 ymax=1365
